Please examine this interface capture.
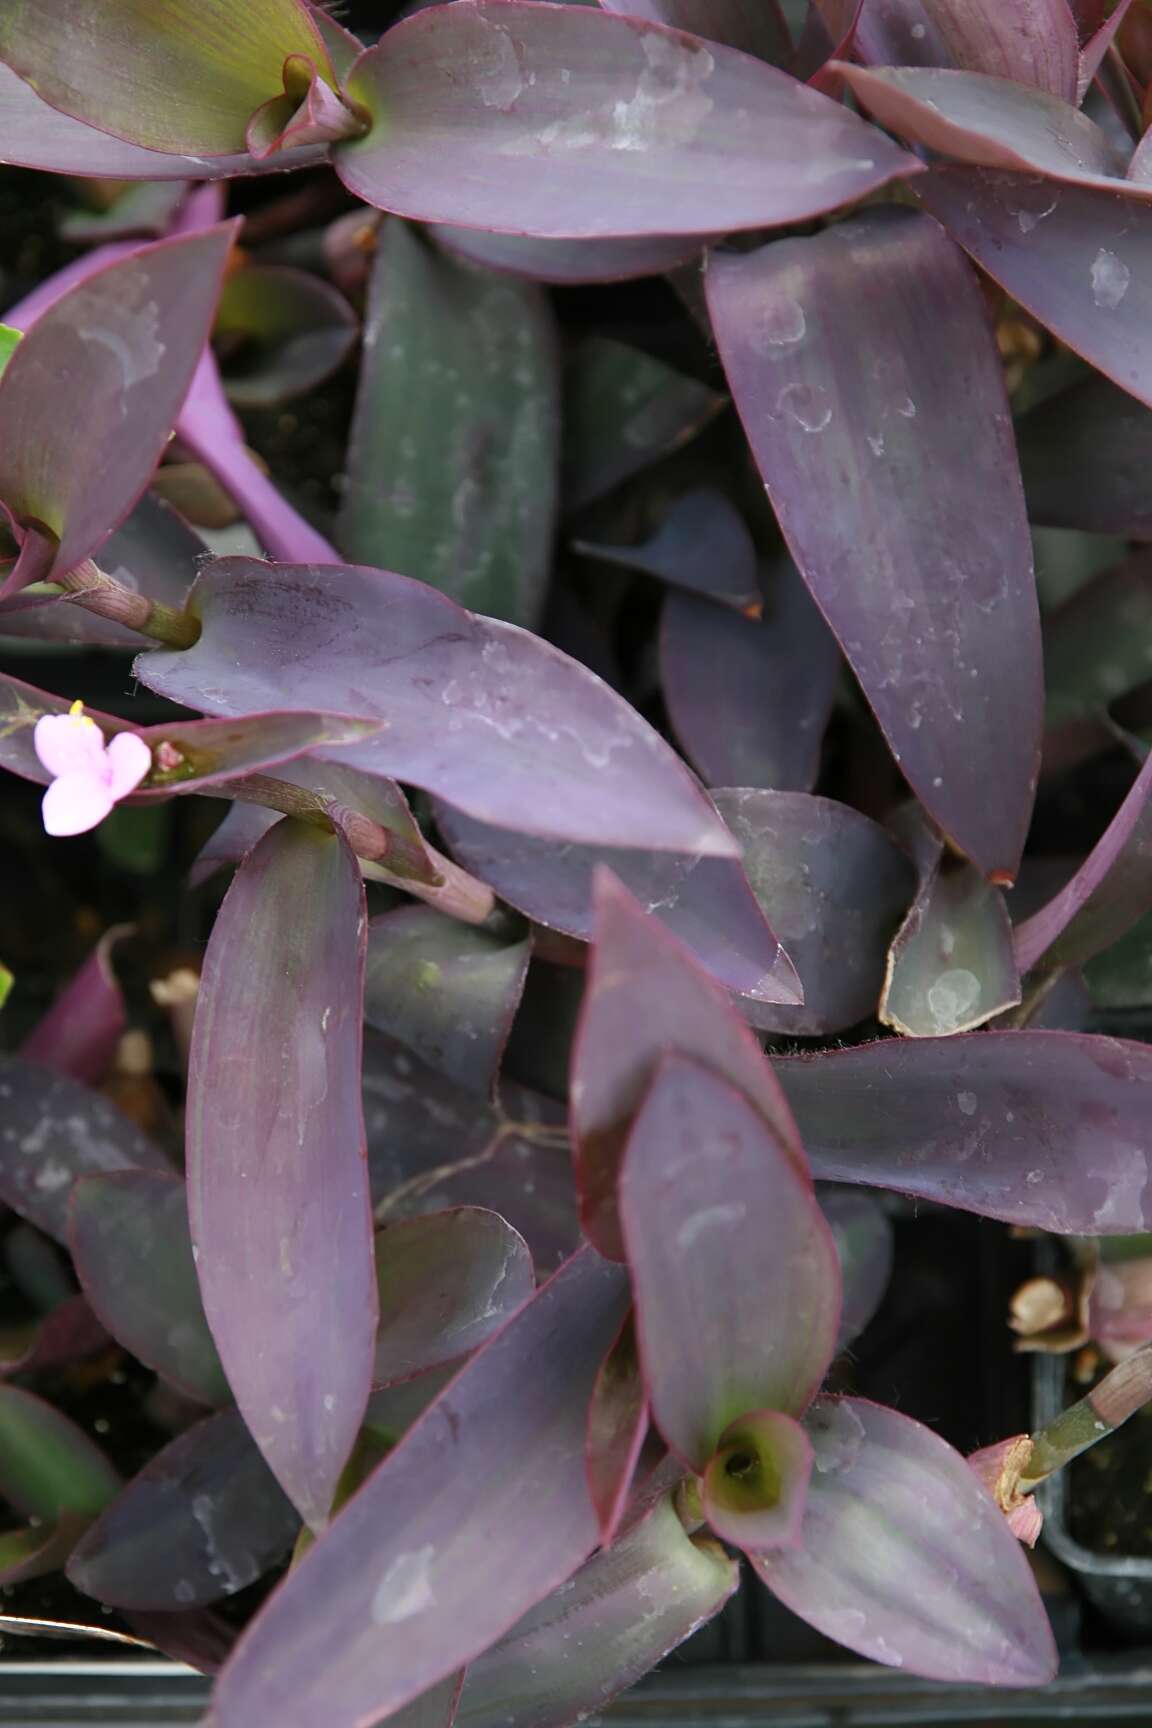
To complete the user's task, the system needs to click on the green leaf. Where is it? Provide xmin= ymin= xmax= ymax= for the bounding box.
xmin=0 ymin=1387 xmax=119 ymax=1523
xmin=0 ymin=0 xmax=332 ymax=155
xmin=0 ymin=326 xmax=21 ymax=383
xmin=339 ymin=219 xmax=561 ymax=626
xmin=0 ymin=962 xmax=12 ymax=1010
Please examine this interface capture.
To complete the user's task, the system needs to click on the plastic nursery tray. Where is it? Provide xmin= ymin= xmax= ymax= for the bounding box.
xmin=1034 ymin=1350 xmax=1152 ymax=1638
xmin=6 ymin=1657 xmax=1152 ymax=1727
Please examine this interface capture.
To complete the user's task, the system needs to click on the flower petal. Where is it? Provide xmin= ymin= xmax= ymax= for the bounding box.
xmin=33 ymin=711 xmax=108 ymax=780
xmin=105 ymin=731 xmax=152 ymax=800
xmin=42 ymin=773 xmax=116 ymax=837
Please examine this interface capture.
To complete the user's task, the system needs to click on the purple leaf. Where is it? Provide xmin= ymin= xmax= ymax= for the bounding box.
xmin=68 ymin=1171 xmax=229 ymax=1408
xmin=455 ymin=1493 xmax=738 ymax=1728
xmin=777 ymin=1032 xmax=1152 ymax=1231
xmin=0 ymin=227 xmax=236 ymax=595
xmin=0 ymin=0 xmax=336 ymax=156
xmin=586 ymin=1313 xmax=648 ymax=1545
xmin=68 ymin=1409 xmax=298 ymax=1610
xmin=210 ymin=1248 xmax=630 ymax=1728
xmin=373 ymin=1209 xmax=535 ymax=1386
xmin=366 ymin=1037 xmax=581 ymax=1275
xmin=853 ymin=0 xmax=1080 ymax=98
xmin=336 ymin=1 xmax=918 ymax=235
xmin=707 ymin=207 xmax=1042 ymax=881
xmin=60 ymin=182 xmax=191 ymax=244
xmin=752 ymin=1397 xmax=1057 ymax=1684
xmin=880 ymin=829 xmax=1021 ymax=1036
xmin=431 ymin=225 xmax=706 ymax=284
xmin=0 ymin=61 xmax=322 ymax=179
xmin=1018 ymin=375 xmax=1152 ymax=537
xmin=714 ymin=790 xmax=916 ymax=1035
xmin=1015 ymin=749 xmax=1152 ymax=975
xmin=701 ymin=1410 xmax=814 ymax=1552
xmin=21 ymin=925 xmax=128 ymax=1086
xmin=365 ymin=907 xmax=530 ymax=1097
xmin=572 ymin=869 xmax=805 ymax=1259
xmin=563 ymin=338 xmax=725 ymax=512
xmin=837 ymin=63 xmax=1126 ymax=182
xmin=916 ymin=168 xmax=1152 ymax=410
xmin=187 ymin=819 xmax=376 ymax=1530
xmin=620 ymin=1055 xmax=839 ymax=1468
xmin=216 ymin=264 xmax=358 ymax=410
xmin=135 ymin=558 xmax=740 ymax=858
xmin=339 ymin=216 xmax=560 ymax=627
xmin=433 ymin=801 xmax=800 ymax=1006
xmin=190 ymin=804 xmax=282 ymax=887
xmin=819 ymin=1188 xmax=894 ymax=1353
xmin=1079 ymin=0 xmax=1136 ymax=94
xmin=0 ymin=1385 xmax=120 ymax=1521
xmin=575 ymin=487 xmax=762 ymax=614
xmin=0 ymin=1056 xmax=168 ymax=1241
xmin=123 ymin=1610 xmax=236 ymax=1675
xmin=176 ymin=348 xmax=341 ymax=564
xmin=599 ymin=0 xmax=793 ymax=63
xmin=661 ymin=561 xmax=841 ymax=788
xmin=0 ymin=673 xmax=383 ymax=802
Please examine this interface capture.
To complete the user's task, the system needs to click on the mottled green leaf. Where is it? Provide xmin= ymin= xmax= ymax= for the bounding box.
xmin=339 ymin=218 xmax=560 ymax=626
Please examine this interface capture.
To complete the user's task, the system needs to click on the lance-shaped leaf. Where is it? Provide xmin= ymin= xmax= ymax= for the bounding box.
xmin=0 ymin=61 xmax=324 ymax=179
xmin=563 ymin=338 xmax=725 ymax=512
xmin=187 ymin=820 xmax=376 ymax=1530
xmin=1019 ymin=378 xmax=1152 ymax=538
xmin=68 ymin=1171 xmax=229 ymax=1408
xmin=336 ymin=2 xmax=918 ymax=236
xmin=339 ymin=217 xmax=560 ymax=627
xmin=1015 ymin=749 xmax=1152 ymax=977
xmin=433 ymin=802 xmax=799 ymax=1006
xmin=373 ymin=1210 xmax=535 ymax=1387
xmin=575 ymin=487 xmax=761 ymax=614
xmin=0 ymin=675 xmax=383 ymax=803
xmin=210 ymin=1248 xmax=630 ymax=1728
xmin=0 ymin=226 xmax=236 ymax=595
xmin=586 ymin=1314 xmax=648 ymax=1546
xmin=701 ymin=1410 xmax=814 ymax=1553
xmin=0 ymin=1056 xmax=168 ymax=1241
xmin=836 ymin=64 xmax=1128 ymax=185
xmin=21 ymin=926 xmax=128 ymax=1086
xmin=572 ymin=870 xmax=804 ymax=1259
xmin=191 ymin=804 xmax=282 ymax=886
xmin=751 ymin=1397 xmax=1057 ymax=1684
xmin=135 ymin=558 xmax=739 ymax=858
xmin=916 ymin=168 xmax=1152 ymax=411
xmin=431 ymin=226 xmax=705 ymax=284
xmin=365 ymin=907 xmax=530 ymax=1097
xmin=456 ymin=1494 xmax=738 ymax=1728
xmin=881 ymin=834 xmax=1021 ymax=1036
xmin=0 ymin=1385 xmax=120 ymax=1522
xmin=707 ymin=207 xmax=1042 ymax=882
xmin=600 ymin=0 xmax=792 ymax=62
xmin=0 ymin=0 xmax=334 ymax=156
xmin=777 ymin=1033 xmax=1152 ymax=1232
xmin=714 ymin=790 xmax=916 ymax=1036
xmin=661 ymin=561 xmax=841 ymax=789
xmin=620 ymin=1056 xmax=840 ymax=1469
xmin=853 ymin=0 xmax=1080 ymax=97
xmin=68 ymin=1408 xmax=298 ymax=1611
xmin=216 ymin=264 xmax=358 ymax=410
xmin=820 ymin=1187 xmax=894 ymax=1353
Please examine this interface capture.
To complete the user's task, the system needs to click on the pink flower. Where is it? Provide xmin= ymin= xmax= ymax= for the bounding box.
xmin=33 ymin=701 xmax=152 ymax=837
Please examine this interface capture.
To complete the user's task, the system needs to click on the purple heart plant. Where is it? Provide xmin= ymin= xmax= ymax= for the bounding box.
xmin=4 ymin=0 xmax=1152 ymax=1721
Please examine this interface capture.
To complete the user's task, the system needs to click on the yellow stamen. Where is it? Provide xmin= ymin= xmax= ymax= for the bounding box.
xmin=67 ymin=699 xmax=97 ymax=730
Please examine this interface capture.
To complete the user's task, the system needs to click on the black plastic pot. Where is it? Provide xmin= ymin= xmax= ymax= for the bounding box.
xmin=1034 ymin=1351 xmax=1152 ymax=1639
xmin=8 ymin=1656 xmax=1152 ymax=1726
